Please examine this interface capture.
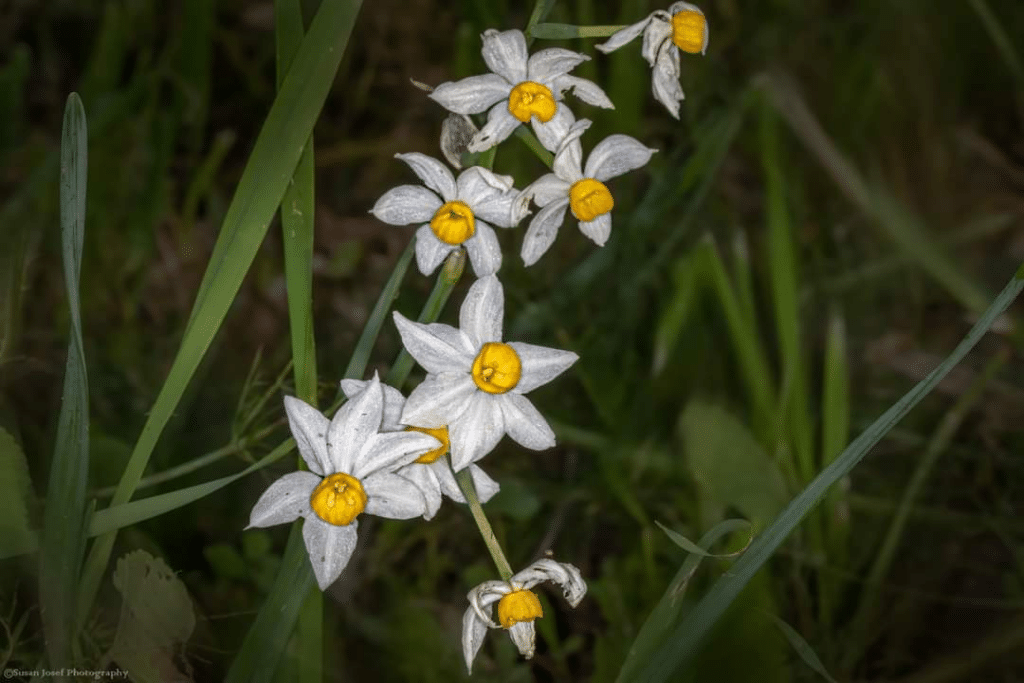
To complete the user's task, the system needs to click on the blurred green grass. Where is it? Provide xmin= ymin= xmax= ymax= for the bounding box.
xmin=2 ymin=0 xmax=1024 ymax=681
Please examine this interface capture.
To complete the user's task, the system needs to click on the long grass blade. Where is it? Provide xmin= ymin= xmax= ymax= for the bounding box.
xmin=632 ymin=265 xmax=1024 ymax=683
xmin=39 ymin=92 xmax=90 ymax=679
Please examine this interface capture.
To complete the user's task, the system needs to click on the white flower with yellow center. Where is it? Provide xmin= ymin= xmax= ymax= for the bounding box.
xmin=596 ymin=2 xmax=709 ymax=119
xmin=371 ymin=153 xmax=521 ymax=277
xmin=461 ymin=559 xmax=587 ymax=672
xmin=393 ymin=274 xmax=578 ymax=470
xmin=514 ymin=119 xmax=656 ymax=266
xmin=340 ymin=378 xmax=500 ymax=521
xmin=245 ymin=374 xmax=441 ymax=590
xmin=429 ymin=28 xmax=614 ymax=153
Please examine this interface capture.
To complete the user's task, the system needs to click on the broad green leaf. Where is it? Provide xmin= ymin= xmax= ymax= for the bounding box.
xmin=770 ymin=615 xmax=840 ymax=683
xmin=634 ymin=266 xmax=1024 ymax=683
xmin=39 ymin=93 xmax=90 ymax=680
xmin=0 ymin=427 xmax=35 ymax=554
xmin=679 ymin=401 xmax=788 ymax=529
xmin=106 ymin=550 xmax=196 ymax=683
xmin=78 ymin=0 xmax=364 ymax=629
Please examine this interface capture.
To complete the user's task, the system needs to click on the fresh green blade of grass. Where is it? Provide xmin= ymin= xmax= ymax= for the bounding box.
xmin=77 ymin=0 xmax=365 ymax=631
xmin=275 ymin=2 xmax=321 ymax=681
xmin=631 ymin=265 xmax=1024 ymax=683
xmin=652 ymin=250 xmax=702 ymax=375
xmin=730 ymin=231 xmax=759 ymax=350
xmin=39 ymin=93 xmax=90 ymax=679
xmin=769 ymin=614 xmax=840 ymax=683
xmin=967 ymin=0 xmax=1024 ymax=89
xmin=820 ymin=310 xmax=850 ymax=629
xmin=841 ymin=349 xmax=1007 ymax=671
xmin=0 ymin=428 xmax=35 ymax=561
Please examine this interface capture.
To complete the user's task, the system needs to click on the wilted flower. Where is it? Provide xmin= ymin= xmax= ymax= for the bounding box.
xmin=371 ymin=153 xmax=522 ymax=277
xmin=462 ymin=559 xmax=587 ymax=672
xmin=515 ymin=119 xmax=656 ymax=265
xmin=596 ymin=2 xmax=709 ymax=118
xmin=246 ymin=374 xmax=441 ymax=590
xmin=394 ymin=275 xmax=578 ymax=469
xmin=340 ymin=378 xmax=500 ymax=520
xmin=429 ymin=29 xmax=613 ymax=153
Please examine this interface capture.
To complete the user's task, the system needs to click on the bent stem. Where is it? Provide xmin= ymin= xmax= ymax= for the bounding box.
xmin=454 ymin=462 xmax=514 ymax=582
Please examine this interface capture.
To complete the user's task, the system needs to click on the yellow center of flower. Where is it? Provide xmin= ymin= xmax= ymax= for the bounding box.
xmin=405 ymin=425 xmax=451 ymax=464
xmin=497 ymin=589 xmax=544 ymax=629
xmin=507 ymin=81 xmax=557 ymax=123
xmin=471 ymin=342 xmax=522 ymax=394
xmin=430 ymin=200 xmax=475 ymax=245
xmin=671 ymin=9 xmax=707 ymax=54
xmin=568 ymin=178 xmax=614 ymax=222
xmin=309 ymin=472 xmax=367 ymax=526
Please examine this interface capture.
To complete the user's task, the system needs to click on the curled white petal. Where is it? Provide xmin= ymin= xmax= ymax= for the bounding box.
xmin=516 ymin=174 xmax=570 ymax=213
xmin=513 ymin=559 xmax=587 ymax=607
xmin=652 ymin=43 xmax=685 ymax=119
xmin=462 ymin=605 xmax=489 ymax=674
xmin=507 ymin=621 xmax=537 ymax=659
xmin=641 ymin=15 xmax=674 ymax=67
xmin=552 ymin=74 xmax=615 ymax=109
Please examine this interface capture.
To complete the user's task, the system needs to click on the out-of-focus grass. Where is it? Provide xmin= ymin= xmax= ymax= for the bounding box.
xmin=2 ymin=0 xmax=1024 ymax=681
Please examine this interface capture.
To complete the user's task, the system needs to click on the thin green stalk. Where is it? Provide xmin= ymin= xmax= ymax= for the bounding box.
xmin=454 ymin=463 xmax=513 ymax=581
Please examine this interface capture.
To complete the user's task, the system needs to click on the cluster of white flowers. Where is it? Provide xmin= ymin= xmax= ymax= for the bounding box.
xmin=247 ymin=4 xmax=706 ymax=674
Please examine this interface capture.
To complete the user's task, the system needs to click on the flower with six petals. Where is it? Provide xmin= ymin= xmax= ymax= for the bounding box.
xmin=393 ymin=275 xmax=578 ymax=470
xmin=596 ymin=2 xmax=709 ymax=119
xmin=462 ymin=559 xmax=587 ymax=672
xmin=246 ymin=374 xmax=441 ymax=590
xmin=429 ymin=29 xmax=614 ymax=153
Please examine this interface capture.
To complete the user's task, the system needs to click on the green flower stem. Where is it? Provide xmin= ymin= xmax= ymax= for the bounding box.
xmin=454 ymin=462 xmax=514 ymax=582
xmin=529 ymin=23 xmax=629 ymax=40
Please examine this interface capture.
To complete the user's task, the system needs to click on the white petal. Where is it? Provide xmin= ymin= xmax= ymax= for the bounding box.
xmin=499 ymin=393 xmax=555 ymax=451
xmin=520 ymin=199 xmax=569 ymax=267
xmin=302 ymin=516 xmax=358 ymax=590
xmin=370 ymin=185 xmax=442 ymax=225
xmin=328 ymin=374 xmax=384 ymax=473
xmin=459 ymin=274 xmax=504 ymax=348
xmin=340 ymin=379 xmax=406 ymax=432
xmin=527 ymin=47 xmax=588 ymax=83
xmin=469 ymin=581 xmax=509 ymax=625
xmin=399 ymin=464 xmax=443 ymax=520
xmin=641 ymin=16 xmax=674 ymax=67
xmin=465 ymin=221 xmax=502 ymax=277
xmin=532 ymin=102 xmax=575 ymax=154
xmin=469 ymin=464 xmax=500 ymax=502
xmin=393 ymin=312 xmax=475 ymax=374
xmin=468 ymin=103 xmax=520 ymax=153
xmin=579 ymin=212 xmax=613 ymax=246
xmin=552 ymin=74 xmax=615 ymax=109
xmin=513 ymin=559 xmax=587 ymax=607
xmin=283 ymin=396 xmax=331 ymax=476
xmin=462 ymin=606 xmax=490 ymax=674
xmin=652 ymin=47 xmax=685 ymax=119
xmin=353 ymin=430 xmax=442 ymax=479
xmin=401 ymin=372 xmax=477 ymax=428
xmin=508 ymin=621 xmax=537 ymax=659
xmin=423 ymin=322 xmax=477 ymax=357
xmin=414 ymin=224 xmax=455 ymax=275
xmin=516 ymin=174 xmax=570 ymax=213
xmin=449 ymin=394 xmax=505 ymax=470
xmin=429 ymin=73 xmax=511 ymax=114
xmin=595 ymin=16 xmax=651 ymax=53
xmin=584 ymin=133 xmax=657 ymax=181
xmin=481 ymin=29 xmax=528 ymax=84
xmin=457 ymin=166 xmax=514 ymax=210
xmin=473 ymin=188 xmax=520 ymax=228
xmin=510 ymin=341 xmax=579 ymax=394
xmin=434 ymin=459 xmax=465 ymax=501
xmin=362 ymin=471 xmax=427 ymax=519
xmin=396 ymin=153 xmax=457 ymax=202
xmin=247 ymin=471 xmax=318 ymax=528
xmin=552 ymin=119 xmax=590 ymax=182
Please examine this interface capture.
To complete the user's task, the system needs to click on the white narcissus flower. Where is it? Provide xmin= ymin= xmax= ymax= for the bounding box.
xmin=245 ymin=374 xmax=441 ymax=590
xmin=340 ymin=378 xmax=500 ymax=521
xmin=371 ymin=153 xmax=522 ymax=277
xmin=429 ymin=28 xmax=614 ymax=153
xmin=596 ymin=2 xmax=709 ymax=119
xmin=393 ymin=275 xmax=578 ymax=470
xmin=461 ymin=559 xmax=587 ymax=672
xmin=514 ymin=119 xmax=656 ymax=266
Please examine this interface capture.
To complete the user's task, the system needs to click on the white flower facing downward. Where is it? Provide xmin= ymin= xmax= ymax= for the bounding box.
xmin=596 ymin=2 xmax=709 ymax=119
xmin=371 ymin=153 xmax=522 ymax=277
xmin=514 ymin=119 xmax=656 ymax=266
xmin=393 ymin=275 xmax=578 ymax=470
xmin=429 ymin=28 xmax=614 ymax=153
xmin=246 ymin=374 xmax=441 ymax=590
xmin=462 ymin=559 xmax=587 ymax=672
xmin=340 ymin=378 xmax=500 ymax=521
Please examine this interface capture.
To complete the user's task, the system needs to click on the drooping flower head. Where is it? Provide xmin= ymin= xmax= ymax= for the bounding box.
xmin=430 ymin=29 xmax=614 ymax=153
xmin=246 ymin=374 xmax=441 ymax=589
xmin=393 ymin=275 xmax=578 ymax=470
xmin=515 ymin=119 xmax=656 ymax=265
xmin=596 ymin=2 xmax=709 ymax=119
xmin=371 ymin=153 xmax=523 ymax=277
xmin=462 ymin=559 xmax=587 ymax=672
xmin=340 ymin=378 xmax=500 ymax=521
